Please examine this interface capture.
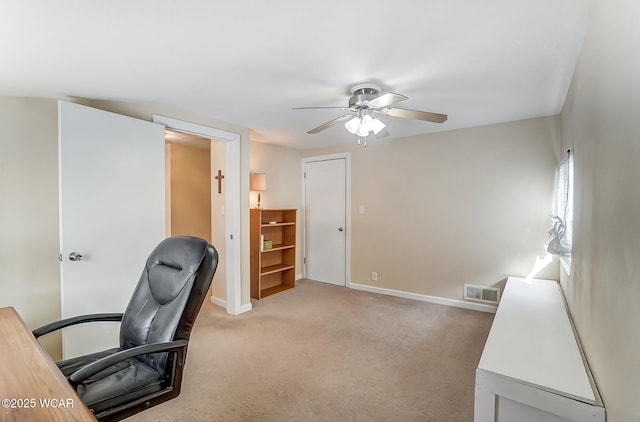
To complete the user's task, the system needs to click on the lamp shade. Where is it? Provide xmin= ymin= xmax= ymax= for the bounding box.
xmin=250 ymin=172 xmax=267 ymax=191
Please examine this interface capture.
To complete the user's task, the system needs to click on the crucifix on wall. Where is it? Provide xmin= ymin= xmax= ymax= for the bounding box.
xmin=215 ymin=169 xmax=225 ymax=194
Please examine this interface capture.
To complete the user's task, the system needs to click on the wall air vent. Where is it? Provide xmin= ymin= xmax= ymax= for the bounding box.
xmin=464 ymin=284 xmax=500 ymax=305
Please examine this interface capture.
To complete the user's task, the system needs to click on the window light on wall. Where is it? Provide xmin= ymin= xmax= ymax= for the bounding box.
xmin=547 ymin=150 xmax=574 ymax=272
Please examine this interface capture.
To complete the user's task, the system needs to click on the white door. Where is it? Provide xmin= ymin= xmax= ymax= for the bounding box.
xmin=59 ymin=101 xmax=166 ymax=359
xmin=304 ymin=157 xmax=347 ymax=285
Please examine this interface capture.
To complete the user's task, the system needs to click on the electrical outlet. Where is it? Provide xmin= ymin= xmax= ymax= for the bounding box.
xmin=371 ymin=272 xmax=378 ymax=281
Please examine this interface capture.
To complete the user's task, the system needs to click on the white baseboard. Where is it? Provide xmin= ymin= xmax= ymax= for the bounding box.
xmin=210 ymin=296 xmax=253 ymax=314
xmin=296 ymin=273 xmax=303 ymax=280
xmin=348 ymin=282 xmax=497 ymax=313
xmin=213 ymin=282 xmax=492 ymax=314
xmin=210 ymin=295 xmax=226 ymax=308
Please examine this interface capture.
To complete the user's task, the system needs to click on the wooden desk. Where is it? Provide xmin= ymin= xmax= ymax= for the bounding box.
xmin=0 ymin=307 xmax=96 ymax=421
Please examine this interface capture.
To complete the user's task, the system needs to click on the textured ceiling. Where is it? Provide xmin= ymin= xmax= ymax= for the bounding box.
xmin=0 ymin=1 xmax=592 ymax=150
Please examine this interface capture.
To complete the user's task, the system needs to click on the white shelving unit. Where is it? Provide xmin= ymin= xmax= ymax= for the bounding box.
xmin=475 ymin=277 xmax=605 ymax=422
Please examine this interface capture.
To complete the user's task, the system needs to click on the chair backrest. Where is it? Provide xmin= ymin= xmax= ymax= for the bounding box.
xmin=119 ymin=236 xmax=218 ymax=372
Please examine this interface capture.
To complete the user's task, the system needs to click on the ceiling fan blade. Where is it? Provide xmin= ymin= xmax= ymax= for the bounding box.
xmin=293 ymin=106 xmax=351 ymax=111
xmin=368 ymin=92 xmax=407 ymax=108
xmin=374 ymin=128 xmax=390 ymax=139
xmin=307 ymin=115 xmax=353 ymax=134
xmin=385 ymin=107 xmax=448 ymax=123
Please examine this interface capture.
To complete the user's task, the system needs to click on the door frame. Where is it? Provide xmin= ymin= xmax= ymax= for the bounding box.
xmin=301 ymin=153 xmax=351 ymax=286
xmin=153 ymin=115 xmax=243 ymax=315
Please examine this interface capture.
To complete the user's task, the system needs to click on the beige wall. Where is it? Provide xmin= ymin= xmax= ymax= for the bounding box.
xmin=250 ymin=118 xmax=560 ymax=304
xmin=303 ymin=116 xmax=560 ymax=300
xmin=0 ymin=99 xmax=561 ymax=332
xmin=211 ymin=140 xmax=228 ymax=302
xmin=0 ymin=97 xmax=62 ymax=360
xmin=169 ymin=144 xmax=212 ymax=241
xmin=249 ymin=140 xmax=302 ymax=275
xmin=559 ymin=0 xmax=640 ymax=419
xmin=0 ymin=96 xmax=252 ymax=337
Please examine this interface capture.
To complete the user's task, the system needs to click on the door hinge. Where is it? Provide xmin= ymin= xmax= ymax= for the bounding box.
xmin=230 ymin=234 xmax=233 ymax=240
xmin=304 ymin=257 xmax=306 ymax=264
xmin=304 ymin=172 xmax=306 ymax=178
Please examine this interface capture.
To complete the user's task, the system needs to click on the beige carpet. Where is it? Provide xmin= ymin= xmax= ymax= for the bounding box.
xmin=127 ymin=279 xmax=494 ymax=422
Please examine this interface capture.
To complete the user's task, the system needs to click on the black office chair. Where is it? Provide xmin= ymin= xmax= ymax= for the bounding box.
xmin=34 ymin=236 xmax=218 ymax=421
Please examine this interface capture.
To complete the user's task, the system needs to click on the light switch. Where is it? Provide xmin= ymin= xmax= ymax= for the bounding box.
xmin=359 ymin=205 xmax=365 ymax=215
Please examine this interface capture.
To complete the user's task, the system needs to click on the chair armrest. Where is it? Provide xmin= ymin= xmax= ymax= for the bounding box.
xmin=68 ymin=339 xmax=189 ymax=386
xmin=32 ymin=313 xmax=124 ymax=338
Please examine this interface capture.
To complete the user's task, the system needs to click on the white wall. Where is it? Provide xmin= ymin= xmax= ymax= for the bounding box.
xmin=0 ymin=97 xmax=61 ymax=359
xmin=560 ymin=0 xmax=640 ymax=419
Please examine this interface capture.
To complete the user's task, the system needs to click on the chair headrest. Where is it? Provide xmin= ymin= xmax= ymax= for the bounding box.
xmin=146 ymin=237 xmax=209 ymax=305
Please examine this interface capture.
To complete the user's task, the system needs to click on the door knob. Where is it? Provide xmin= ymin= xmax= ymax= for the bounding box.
xmin=338 ymin=227 xmax=344 ymax=232
xmin=69 ymin=252 xmax=83 ymax=262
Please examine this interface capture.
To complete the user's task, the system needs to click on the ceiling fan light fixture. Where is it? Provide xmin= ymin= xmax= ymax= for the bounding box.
xmin=353 ymin=114 xmax=386 ymax=138
xmin=360 ymin=113 xmax=374 ymax=128
xmin=370 ymin=117 xmax=386 ymax=135
xmin=356 ymin=122 xmax=370 ymax=137
xmin=356 ymin=114 xmax=373 ymax=136
xmin=344 ymin=116 xmax=361 ymax=134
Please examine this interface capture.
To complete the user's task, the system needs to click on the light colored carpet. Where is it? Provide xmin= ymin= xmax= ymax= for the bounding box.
xmin=127 ymin=279 xmax=494 ymax=422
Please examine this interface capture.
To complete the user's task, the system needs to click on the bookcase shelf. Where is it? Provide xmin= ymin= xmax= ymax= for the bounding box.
xmin=260 ymin=263 xmax=295 ymax=276
xmin=261 ymin=222 xmax=295 ymax=227
xmin=262 ymin=244 xmax=295 ymax=253
xmin=250 ymin=208 xmax=297 ymax=299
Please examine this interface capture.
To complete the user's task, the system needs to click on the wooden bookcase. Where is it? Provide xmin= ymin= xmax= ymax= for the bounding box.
xmin=250 ymin=208 xmax=296 ymax=299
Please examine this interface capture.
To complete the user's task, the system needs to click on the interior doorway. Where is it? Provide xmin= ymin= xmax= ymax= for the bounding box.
xmin=165 ymin=131 xmax=224 ymax=301
xmin=165 ymin=130 xmax=212 ymax=242
xmin=154 ymin=115 xmax=243 ymax=315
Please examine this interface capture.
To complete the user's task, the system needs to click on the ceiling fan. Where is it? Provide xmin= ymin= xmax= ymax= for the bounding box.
xmin=294 ymin=83 xmax=447 ymax=146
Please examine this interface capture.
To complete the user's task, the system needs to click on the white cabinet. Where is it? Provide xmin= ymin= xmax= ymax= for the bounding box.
xmin=474 ymin=277 xmax=605 ymax=422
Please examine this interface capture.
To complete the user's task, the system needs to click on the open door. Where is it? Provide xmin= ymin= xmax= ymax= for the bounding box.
xmin=58 ymin=101 xmax=166 ymax=359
